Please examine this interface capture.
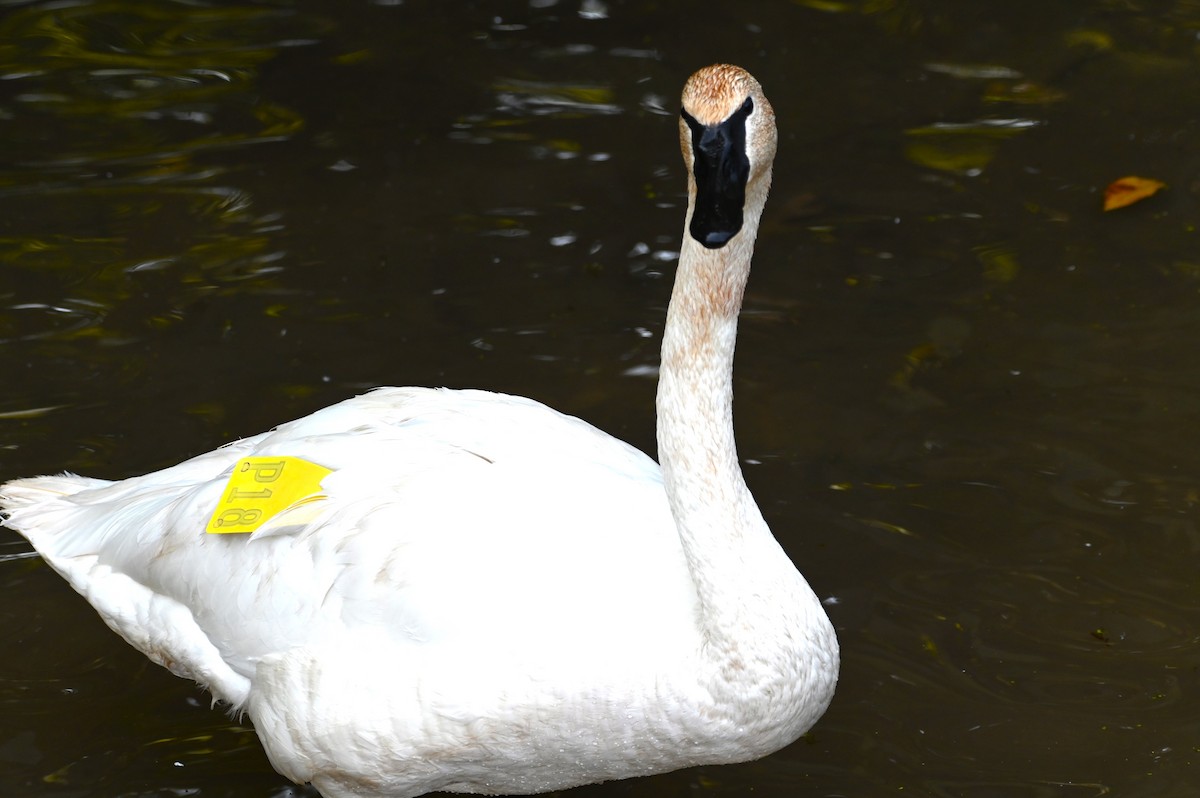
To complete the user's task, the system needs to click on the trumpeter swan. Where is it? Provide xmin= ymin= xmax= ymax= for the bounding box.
xmin=1 ymin=64 xmax=837 ymax=798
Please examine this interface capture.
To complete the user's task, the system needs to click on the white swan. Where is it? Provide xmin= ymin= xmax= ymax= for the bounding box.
xmin=0 ymin=64 xmax=837 ymax=798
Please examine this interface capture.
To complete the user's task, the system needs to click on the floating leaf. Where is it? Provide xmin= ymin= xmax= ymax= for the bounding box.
xmin=1103 ymin=176 xmax=1166 ymax=211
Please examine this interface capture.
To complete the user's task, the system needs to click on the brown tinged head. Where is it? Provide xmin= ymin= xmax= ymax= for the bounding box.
xmin=678 ymin=65 xmax=777 ymax=250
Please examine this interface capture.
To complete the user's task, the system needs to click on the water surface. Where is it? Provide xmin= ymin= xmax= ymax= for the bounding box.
xmin=2 ymin=1 xmax=1199 ymax=796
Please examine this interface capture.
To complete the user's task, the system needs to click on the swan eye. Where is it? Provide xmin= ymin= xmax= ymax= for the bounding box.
xmin=679 ymin=97 xmax=753 ymax=140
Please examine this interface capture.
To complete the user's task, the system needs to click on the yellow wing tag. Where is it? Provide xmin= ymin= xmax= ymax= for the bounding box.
xmin=206 ymin=456 xmax=333 ymax=534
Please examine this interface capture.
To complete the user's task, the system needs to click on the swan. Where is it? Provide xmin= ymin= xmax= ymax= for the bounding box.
xmin=0 ymin=64 xmax=837 ymax=798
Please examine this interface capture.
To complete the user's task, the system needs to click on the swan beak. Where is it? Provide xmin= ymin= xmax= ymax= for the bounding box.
xmin=682 ymin=97 xmax=754 ymax=250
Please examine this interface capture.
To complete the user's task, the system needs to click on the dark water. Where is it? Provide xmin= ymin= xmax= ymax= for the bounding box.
xmin=2 ymin=0 xmax=1199 ymax=795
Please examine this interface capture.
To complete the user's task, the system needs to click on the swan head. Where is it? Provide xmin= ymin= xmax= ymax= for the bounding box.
xmin=679 ymin=65 xmax=777 ymax=250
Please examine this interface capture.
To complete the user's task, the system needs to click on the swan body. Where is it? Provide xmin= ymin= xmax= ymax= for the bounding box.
xmin=1 ymin=65 xmax=838 ymax=798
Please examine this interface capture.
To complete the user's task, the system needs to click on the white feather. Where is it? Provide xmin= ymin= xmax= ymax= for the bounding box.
xmin=0 ymin=65 xmax=837 ymax=798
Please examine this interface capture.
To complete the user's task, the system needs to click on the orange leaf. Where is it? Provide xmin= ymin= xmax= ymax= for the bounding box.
xmin=1103 ymin=175 xmax=1166 ymax=211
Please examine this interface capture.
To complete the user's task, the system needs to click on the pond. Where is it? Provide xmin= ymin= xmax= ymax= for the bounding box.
xmin=1 ymin=0 xmax=1198 ymax=796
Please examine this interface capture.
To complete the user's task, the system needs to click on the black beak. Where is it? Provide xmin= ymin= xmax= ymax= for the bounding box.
xmin=682 ymin=97 xmax=754 ymax=250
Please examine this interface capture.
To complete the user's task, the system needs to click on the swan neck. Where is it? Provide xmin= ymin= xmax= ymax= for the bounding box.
xmin=655 ymin=189 xmax=773 ymax=648
xmin=653 ymin=169 xmax=836 ymax=744
xmin=656 ymin=235 xmax=750 ymax=500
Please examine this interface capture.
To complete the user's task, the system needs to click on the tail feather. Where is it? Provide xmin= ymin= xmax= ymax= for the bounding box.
xmin=1 ymin=474 xmax=113 ymax=552
xmin=1 ymin=473 xmax=109 ymax=511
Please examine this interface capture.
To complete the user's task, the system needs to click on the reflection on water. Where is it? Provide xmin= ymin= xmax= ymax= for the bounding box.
xmin=0 ymin=0 xmax=322 ymax=375
xmin=3 ymin=0 xmax=1200 ymax=796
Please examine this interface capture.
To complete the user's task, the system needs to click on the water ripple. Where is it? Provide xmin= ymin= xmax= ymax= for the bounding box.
xmin=0 ymin=3 xmax=330 ymax=352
